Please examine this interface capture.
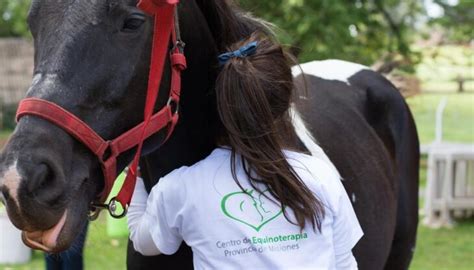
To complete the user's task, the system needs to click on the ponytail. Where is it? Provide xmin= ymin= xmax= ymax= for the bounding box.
xmin=215 ymin=33 xmax=325 ymax=232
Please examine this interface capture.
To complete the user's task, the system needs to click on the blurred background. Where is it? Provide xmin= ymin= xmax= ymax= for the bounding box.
xmin=0 ymin=0 xmax=472 ymax=269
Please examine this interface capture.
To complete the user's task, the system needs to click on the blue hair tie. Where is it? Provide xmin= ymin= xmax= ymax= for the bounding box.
xmin=218 ymin=41 xmax=258 ymax=66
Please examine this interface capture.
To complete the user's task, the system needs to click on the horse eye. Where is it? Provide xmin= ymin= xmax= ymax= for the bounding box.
xmin=122 ymin=15 xmax=145 ymax=32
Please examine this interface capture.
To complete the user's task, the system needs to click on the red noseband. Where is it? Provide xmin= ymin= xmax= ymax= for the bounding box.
xmin=16 ymin=0 xmax=185 ymax=218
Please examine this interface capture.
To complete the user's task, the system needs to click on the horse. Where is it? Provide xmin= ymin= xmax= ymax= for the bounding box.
xmin=0 ymin=0 xmax=419 ymax=269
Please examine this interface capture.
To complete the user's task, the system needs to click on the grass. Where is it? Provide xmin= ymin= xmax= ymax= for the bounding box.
xmin=84 ymin=218 xmax=128 ymax=270
xmin=410 ymin=219 xmax=474 ymax=270
xmin=407 ymin=93 xmax=474 ymax=144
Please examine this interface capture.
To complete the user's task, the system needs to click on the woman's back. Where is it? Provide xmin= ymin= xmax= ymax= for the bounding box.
xmin=143 ymin=148 xmax=362 ymax=270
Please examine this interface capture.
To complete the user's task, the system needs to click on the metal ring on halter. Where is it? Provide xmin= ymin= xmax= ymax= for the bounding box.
xmin=88 ymin=202 xmax=109 ymax=221
xmin=172 ymin=40 xmax=186 ymax=53
xmin=167 ymin=97 xmax=179 ymax=115
xmin=88 ymin=198 xmax=128 ymax=220
xmin=108 ymin=197 xmax=128 ymax=219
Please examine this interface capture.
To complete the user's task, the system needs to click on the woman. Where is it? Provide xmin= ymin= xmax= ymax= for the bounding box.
xmin=127 ymin=33 xmax=363 ymax=269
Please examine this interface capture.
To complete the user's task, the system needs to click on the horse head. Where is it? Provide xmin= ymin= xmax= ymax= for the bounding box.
xmin=0 ymin=0 xmax=224 ymax=252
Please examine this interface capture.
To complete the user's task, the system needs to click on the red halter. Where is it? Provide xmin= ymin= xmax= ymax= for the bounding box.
xmin=15 ymin=0 xmax=185 ymax=218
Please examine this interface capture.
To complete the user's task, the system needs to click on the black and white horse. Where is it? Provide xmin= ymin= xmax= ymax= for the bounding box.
xmin=0 ymin=1 xmax=419 ymax=269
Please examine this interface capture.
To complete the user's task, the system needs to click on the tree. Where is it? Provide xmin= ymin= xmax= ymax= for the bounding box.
xmin=0 ymin=0 xmax=30 ymax=37
xmin=1 ymin=0 xmax=428 ymax=66
xmin=430 ymin=0 xmax=473 ymax=43
xmin=238 ymin=0 xmax=424 ymax=66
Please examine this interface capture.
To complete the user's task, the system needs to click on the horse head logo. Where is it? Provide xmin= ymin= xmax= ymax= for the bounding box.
xmin=220 ymin=189 xmax=283 ymax=232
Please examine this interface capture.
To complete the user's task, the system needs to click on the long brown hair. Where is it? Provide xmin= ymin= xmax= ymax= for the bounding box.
xmin=216 ymin=33 xmax=325 ymax=231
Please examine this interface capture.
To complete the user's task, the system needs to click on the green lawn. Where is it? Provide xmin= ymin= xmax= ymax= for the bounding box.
xmin=407 ymin=93 xmax=474 ymax=144
xmin=410 ymin=219 xmax=474 ymax=270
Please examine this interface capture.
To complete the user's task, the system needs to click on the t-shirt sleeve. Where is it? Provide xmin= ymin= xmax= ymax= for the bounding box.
xmin=335 ymin=250 xmax=359 ymax=269
xmin=127 ymin=178 xmax=162 ymax=256
xmin=145 ymin=169 xmax=188 ymax=255
xmin=330 ymin=178 xmax=364 ymax=256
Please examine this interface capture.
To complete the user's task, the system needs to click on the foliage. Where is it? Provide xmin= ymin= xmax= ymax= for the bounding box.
xmin=0 ymin=0 xmax=30 ymax=37
xmin=1 ymin=103 xmax=19 ymax=130
xmin=0 ymin=0 xmax=470 ymax=65
xmin=1 ymin=0 xmax=424 ymax=66
xmin=238 ymin=0 xmax=424 ymax=65
xmin=430 ymin=0 xmax=474 ymax=43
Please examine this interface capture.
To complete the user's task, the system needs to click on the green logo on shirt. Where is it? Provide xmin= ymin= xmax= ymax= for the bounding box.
xmin=221 ymin=189 xmax=283 ymax=232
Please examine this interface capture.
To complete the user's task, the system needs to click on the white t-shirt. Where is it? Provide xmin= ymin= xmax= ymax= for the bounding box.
xmin=128 ymin=148 xmax=363 ymax=270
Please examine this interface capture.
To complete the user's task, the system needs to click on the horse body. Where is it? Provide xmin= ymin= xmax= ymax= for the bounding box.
xmin=0 ymin=1 xmax=418 ymax=269
xmin=294 ymin=60 xmax=419 ymax=269
xmin=132 ymin=59 xmax=419 ymax=270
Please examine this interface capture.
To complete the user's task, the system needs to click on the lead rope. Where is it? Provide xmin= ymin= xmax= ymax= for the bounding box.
xmin=174 ymin=6 xmax=184 ymax=51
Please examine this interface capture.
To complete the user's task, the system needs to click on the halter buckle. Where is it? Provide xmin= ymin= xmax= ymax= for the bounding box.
xmin=167 ymin=97 xmax=180 ymax=115
xmin=89 ymin=197 xmax=128 ymax=220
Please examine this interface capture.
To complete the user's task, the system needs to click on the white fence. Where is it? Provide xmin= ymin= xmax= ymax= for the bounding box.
xmin=0 ymin=38 xmax=33 ymax=104
xmin=0 ymin=38 xmax=33 ymax=129
xmin=422 ymin=98 xmax=474 ymax=227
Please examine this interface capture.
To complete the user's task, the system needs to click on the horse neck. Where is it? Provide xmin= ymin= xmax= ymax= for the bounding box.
xmin=139 ymin=0 xmax=269 ymax=185
xmin=195 ymin=0 xmax=270 ymax=50
xmin=139 ymin=1 xmax=220 ymax=184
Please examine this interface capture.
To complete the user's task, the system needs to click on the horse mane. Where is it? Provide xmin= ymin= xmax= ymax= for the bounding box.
xmin=194 ymin=0 xmax=274 ymax=51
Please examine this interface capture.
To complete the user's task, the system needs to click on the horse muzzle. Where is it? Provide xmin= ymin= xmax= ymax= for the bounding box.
xmin=22 ymin=210 xmax=68 ymax=253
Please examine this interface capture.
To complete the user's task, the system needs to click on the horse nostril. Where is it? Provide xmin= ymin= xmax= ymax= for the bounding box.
xmin=27 ymin=164 xmax=51 ymax=192
xmin=26 ymin=163 xmax=64 ymax=206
